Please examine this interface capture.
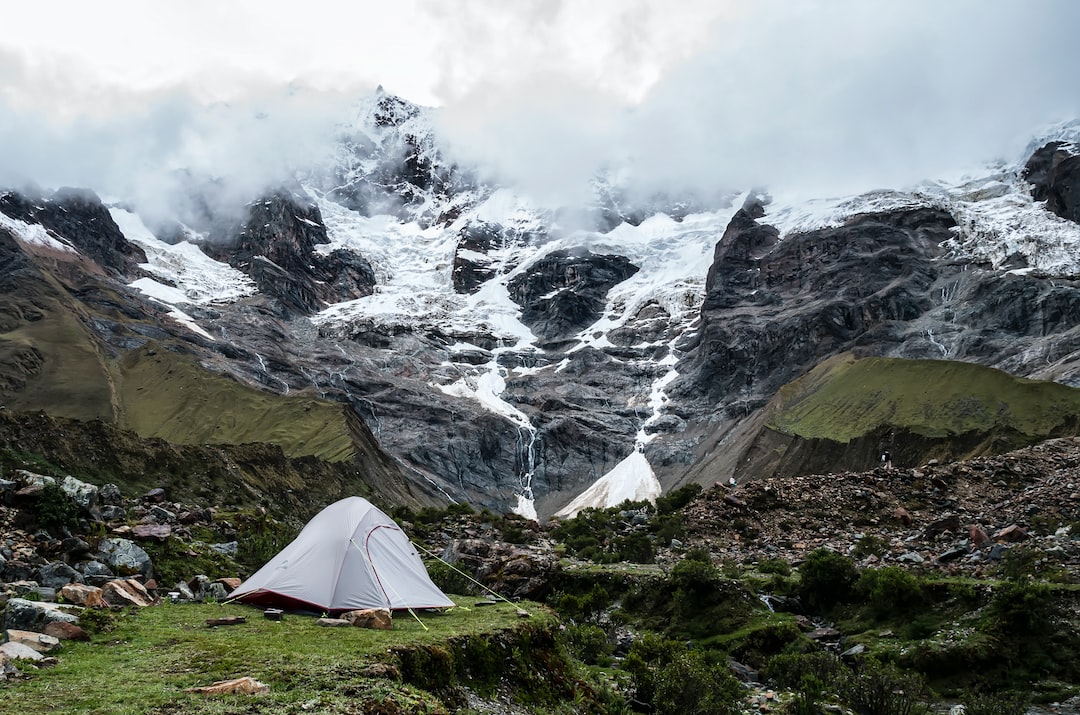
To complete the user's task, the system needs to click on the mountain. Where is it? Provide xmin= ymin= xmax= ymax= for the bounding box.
xmin=2 ymin=91 xmax=1080 ymax=519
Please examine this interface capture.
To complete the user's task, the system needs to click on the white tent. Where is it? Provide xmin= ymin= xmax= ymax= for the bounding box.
xmin=229 ymin=496 xmax=454 ymax=613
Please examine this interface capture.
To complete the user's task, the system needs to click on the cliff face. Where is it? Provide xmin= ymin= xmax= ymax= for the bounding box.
xmin=2 ymin=91 xmax=1080 ymax=517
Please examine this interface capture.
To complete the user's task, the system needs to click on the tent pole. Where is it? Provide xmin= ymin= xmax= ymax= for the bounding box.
xmin=349 ymin=539 xmax=429 ymax=631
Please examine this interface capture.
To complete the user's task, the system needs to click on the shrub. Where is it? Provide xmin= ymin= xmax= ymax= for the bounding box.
xmin=757 ymin=558 xmax=792 ymax=576
xmin=853 ymin=534 xmax=890 ymax=559
xmin=655 ymin=483 xmax=702 ymax=514
xmin=35 ymin=482 xmax=79 ymax=532
xmin=989 ymin=577 xmax=1054 ymax=636
xmin=624 ymin=635 xmax=742 ymax=715
xmin=561 ymin=624 xmax=613 ymax=666
xmin=764 ymin=652 xmax=843 ymax=690
xmin=798 ymin=549 xmax=858 ymax=612
xmin=855 ymin=567 xmax=925 ymax=619
xmin=552 ymin=584 xmax=610 ymax=624
xmin=837 ymin=659 xmax=930 ymax=715
xmin=426 ymin=560 xmax=479 ymax=597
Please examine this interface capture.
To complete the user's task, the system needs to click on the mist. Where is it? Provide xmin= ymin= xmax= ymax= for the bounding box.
xmin=438 ymin=0 xmax=1080 ymax=206
xmin=0 ymin=0 xmax=1078 ymax=225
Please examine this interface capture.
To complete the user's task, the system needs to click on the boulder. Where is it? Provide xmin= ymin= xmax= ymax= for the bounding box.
xmin=2 ymin=598 xmax=78 ymax=631
xmin=43 ymin=621 xmax=90 ymax=641
xmin=5 ymin=629 xmax=61 ymax=653
xmin=59 ymin=583 xmax=105 ymax=608
xmin=99 ymin=483 xmax=122 ymax=505
xmin=924 ymin=514 xmax=961 ymax=538
xmin=142 ymin=488 xmax=166 ymax=503
xmin=100 ymin=506 xmax=127 ymax=521
xmin=79 ymin=560 xmax=114 ymax=587
xmin=13 ymin=470 xmax=55 ymax=489
xmin=37 ymin=562 xmax=82 ymax=590
xmin=60 ymin=475 xmax=98 ymax=511
xmin=60 ymin=537 xmax=93 ymax=558
xmin=131 ymin=524 xmax=171 ymax=541
xmin=995 ymin=524 xmax=1029 ymax=542
xmin=209 ymin=542 xmax=238 ymax=557
xmin=341 ymin=608 xmax=392 ymax=630
xmin=967 ymin=525 xmax=991 ymax=549
xmin=185 ymin=676 xmax=269 ymax=695
xmin=102 ymin=579 xmax=154 ymax=608
xmin=0 ymin=641 xmax=44 ymax=662
xmin=97 ymin=538 xmax=153 ymax=578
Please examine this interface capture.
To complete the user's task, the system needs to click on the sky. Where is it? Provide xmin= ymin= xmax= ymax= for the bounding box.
xmin=1 ymin=0 xmax=1078 ymax=212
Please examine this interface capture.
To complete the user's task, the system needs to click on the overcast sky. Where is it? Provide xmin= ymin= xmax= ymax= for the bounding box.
xmin=1 ymin=0 xmax=1078 ymax=210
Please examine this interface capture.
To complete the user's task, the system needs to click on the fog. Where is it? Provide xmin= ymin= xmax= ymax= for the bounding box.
xmin=0 ymin=0 xmax=1077 ymax=221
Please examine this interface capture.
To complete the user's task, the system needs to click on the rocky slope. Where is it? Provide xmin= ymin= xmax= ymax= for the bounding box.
xmin=1 ymin=91 xmax=1080 ymax=518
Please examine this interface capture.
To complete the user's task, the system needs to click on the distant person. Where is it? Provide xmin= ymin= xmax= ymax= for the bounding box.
xmin=881 ymin=450 xmax=892 ymax=469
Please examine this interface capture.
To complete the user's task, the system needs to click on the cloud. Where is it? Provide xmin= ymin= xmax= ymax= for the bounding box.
xmin=438 ymin=0 xmax=1080 ymax=204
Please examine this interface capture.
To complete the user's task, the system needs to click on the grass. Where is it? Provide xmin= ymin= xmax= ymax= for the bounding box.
xmin=768 ymin=353 xmax=1080 ymax=442
xmin=0 ymin=598 xmax=554 ymax=715
xmin=117 ymin=345 xmax=356 ymax=462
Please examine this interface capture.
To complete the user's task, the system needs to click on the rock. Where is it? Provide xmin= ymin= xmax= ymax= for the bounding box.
xmin=840 ymin=643 xmax=866 ymax=659
xmin=209 ymin=542 xmax=238 ymax=557
xmin=131 ymin=524 xmax=171 ymax=541
xmin=60 ymin=537 xmax=92 ymax=557
xmin=102 ymin=579 xmax=154 ymax=608
xmin=37 ymin=562 xmax=81 ymax=589
xmin=100 ymin=506 xmax=127 ymax=521
xmin=1024 ymin=142 xmax=1080 ymax=223
xmin=897 ymin=552 xmax=925 ymax=564
xmin=994 ymin=524 xmax=1028 ymax=542
xmin=60 ymin=475 xmax=98 ymax=511
xmin=97 ymin=538 xmax=153 ymax=578
xmin=341 ymin=608 xmax=392 ymax=630
xmin=59 ymin=583 xmax=105 ymax=608
xmin=99 ymin=483 xmax=122 ymax=505
xmin=142 ymin=488 xmax=166 ymax=503
xmin=5 ymin=629 xmax=61 ymax=653
xmin=967 ymin=525 xmax=991 ymax=548
xmin=2 ymin=561 xmax=34 ymax=583
xmin=13 ymin=470 xmax=55 ymax=489
xmin=79 ymin=560 xmax=114 ymax=587
xmin=924 ymin=514 xmax=961 ymax=538
xmin=2 ymin=598 xmax=78 ymax=631
xmin=216 ymin=577 xmax=242 ymax=591
xmin=316 ymin=617 xmax=351 ymax=627
xmin=937 ymin=546 xmax=969 ymax=563
xmin=185 ymin=676 xmax=270 ymax=695
xmin=0 ymin=641 xmax=44 ymax=662
xmin=893 ymin=507 xmax=913 ymax=526
xmin=806 ymin=627 xmax=842 ymax=641
xmin=148 ymin=506 xmax=176 ymax=523
xmin=43 ymin=621 xmax=90 ymax=641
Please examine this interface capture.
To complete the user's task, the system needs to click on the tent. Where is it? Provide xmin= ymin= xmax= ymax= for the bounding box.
xmin=229 ymin=496 xmax=454 ymax=613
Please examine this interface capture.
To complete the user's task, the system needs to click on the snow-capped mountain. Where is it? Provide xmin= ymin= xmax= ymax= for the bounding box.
xmin=3 ymin=91 xmax=1080 ymax=519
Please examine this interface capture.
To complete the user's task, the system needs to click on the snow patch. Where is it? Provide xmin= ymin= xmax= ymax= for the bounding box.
xmin=0 ymin=212 xmax=76 ymax=253
xmin=554 ymin=450 xmax=661 ymax=519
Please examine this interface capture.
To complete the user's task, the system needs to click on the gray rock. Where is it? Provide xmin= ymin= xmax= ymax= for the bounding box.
xmin=209 ymin=542 xmax=238 ymax=557
xmin=0 ymin=641 xmax=44 ymax=662
xmin=841 ymin=643 xmax=867 ymax=659
xmin=60 ymin=476 xmax=98 ymax=511
xmin=36 ymin=562 xmax=82 ymax=590
xmin=97 ymin=538 xmax=153 ymax=579
xmin=100 ymin=505 xmax=127 ymax=521
xmin=99 ymin=483 xmax=122 ymax=505
xmin=13 ymin=470 xmax=55 ymax=488
xmin=2 ymin=561 xmax=34 ymax=583
xmin=148 ymin=506 xmax=176 ymax=523
xmin=897 ymin=552 xmax=925 ymax=564
xmin=205 ymin=582 xmax=229 ymax=602
xmin=2 ymin=598 xmax=78 ymax=631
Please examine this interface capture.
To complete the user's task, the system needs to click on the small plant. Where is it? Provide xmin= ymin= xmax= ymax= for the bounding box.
xmin=853 ymin=534 xmax=890 ymax=559
xmin=757 ymin=558 xmax=792 ymax=577
xmin=560 ymin=624 xmax=613 ymax=666
xmin=989 ymin=577 xmax=1054 ymax=636
xmin=764 ymin=652 xmax=843 ymax=690
xmin=35 ymin=482 xmax=79 ymax=532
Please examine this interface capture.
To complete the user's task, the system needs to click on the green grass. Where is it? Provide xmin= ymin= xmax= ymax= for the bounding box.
xmin=768 ymin=353 xmax=1080 ymax=442
xmin=0 ymin=599 xmax=554 ymax=715
xmin=117 ymin=346 xmax=356 ymax=462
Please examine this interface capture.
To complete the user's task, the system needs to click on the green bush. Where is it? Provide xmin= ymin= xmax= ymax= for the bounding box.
xmin=35 ymin=482 xmax=79 ymax=532
xmin=837 ymin=659 xmax=930 ymax=715
xmin=853 ymin=534 xmax=890 ymax=559
xmin=764 ymin=652 xmax=843 ymax=690
xmin=989 ymin=577 xmax=1054 ymax=636
xmin=624 ymin=635 xmax=742 ymax=715
xmin=757 ymin=558 xmax=792 ymax=576
xmin=655 ymin=483 xmax=702 ymax=514
xmin=552 ymin=584 xmax=611 ymax=625
xmin=855 ymin=567 xmax=925 ymax=619
xmin=426 ymin=560 xmax=480 ymax=597
xmin=798 ymin=549 xmax=858 ymax=612
xmin=560 ymin=624 xmax=613 ymax=666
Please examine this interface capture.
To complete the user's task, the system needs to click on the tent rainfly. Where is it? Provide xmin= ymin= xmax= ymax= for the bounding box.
xmin=228 ymin=496 xmax=454 ymax=613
